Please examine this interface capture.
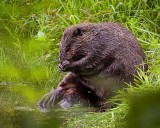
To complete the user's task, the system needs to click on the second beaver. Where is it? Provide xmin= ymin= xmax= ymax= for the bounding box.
xmin=38 ymin=22 xmax=147 ymax=111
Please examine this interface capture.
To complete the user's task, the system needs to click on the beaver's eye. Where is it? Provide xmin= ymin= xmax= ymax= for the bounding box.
xmin=65 ymin=45 xmax=70 ymax=52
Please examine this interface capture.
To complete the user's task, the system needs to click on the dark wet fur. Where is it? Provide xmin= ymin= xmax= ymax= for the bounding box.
xmin=38 ymin=22 xmax=147 ymax=111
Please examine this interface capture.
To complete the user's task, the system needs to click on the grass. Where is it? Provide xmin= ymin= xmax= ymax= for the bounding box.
xmin=0 ymin=0 xmax=160 ymax=127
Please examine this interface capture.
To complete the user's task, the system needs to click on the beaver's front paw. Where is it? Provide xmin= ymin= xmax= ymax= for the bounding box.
xmin=58 ymin=60 xmax=70 ymax=72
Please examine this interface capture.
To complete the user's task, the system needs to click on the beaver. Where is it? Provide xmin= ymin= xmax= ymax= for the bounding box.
xmin=38 ymin=22 xmax=147 ymax=111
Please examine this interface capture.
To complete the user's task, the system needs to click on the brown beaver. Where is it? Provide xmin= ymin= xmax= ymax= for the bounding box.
xmin=38 ymin=22 xmax=147 ymax=111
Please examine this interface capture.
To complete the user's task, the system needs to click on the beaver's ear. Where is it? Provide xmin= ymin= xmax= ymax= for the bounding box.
xmin=74 ymin=28 xmax=82 ymax=36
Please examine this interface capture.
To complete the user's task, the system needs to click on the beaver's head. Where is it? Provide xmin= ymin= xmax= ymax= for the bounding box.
xmin=58 ymin=23 xmax=98 ymax=72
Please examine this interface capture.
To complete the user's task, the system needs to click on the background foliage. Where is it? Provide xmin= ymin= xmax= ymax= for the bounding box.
xmin=0 ymin=0 xmax=160 ymax=128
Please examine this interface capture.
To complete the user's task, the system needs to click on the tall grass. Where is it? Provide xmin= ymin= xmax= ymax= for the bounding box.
xmin=0 ymin=0 xmax=160 ymax=127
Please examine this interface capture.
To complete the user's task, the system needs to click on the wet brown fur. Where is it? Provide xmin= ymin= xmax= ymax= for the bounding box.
xmin=38 ymin=22 xmax=147 ymax=111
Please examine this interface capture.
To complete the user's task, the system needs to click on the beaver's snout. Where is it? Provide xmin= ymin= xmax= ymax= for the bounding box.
xmin=58 ymin=60 xmax=70 ymax=72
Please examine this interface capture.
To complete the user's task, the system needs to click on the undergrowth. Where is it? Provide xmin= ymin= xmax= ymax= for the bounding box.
xmin=0 ymin=0 xmax=160 ymax=128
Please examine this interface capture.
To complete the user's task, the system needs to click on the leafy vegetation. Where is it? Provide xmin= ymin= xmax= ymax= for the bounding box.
xmin=0 ymin=0 xmax=160 ymax=128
